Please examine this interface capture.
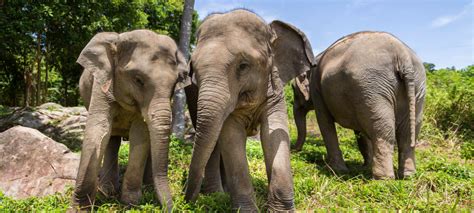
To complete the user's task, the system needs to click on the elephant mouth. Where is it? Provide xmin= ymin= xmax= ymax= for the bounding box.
xmin=236 ymin=90 xmax=262 ymax=110
xmin=117 ymin=98 xmax=139 ymax=112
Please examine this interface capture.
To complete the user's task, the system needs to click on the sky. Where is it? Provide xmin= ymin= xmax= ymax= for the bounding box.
xmin=194 ymin=0 xmax=473 ymax=69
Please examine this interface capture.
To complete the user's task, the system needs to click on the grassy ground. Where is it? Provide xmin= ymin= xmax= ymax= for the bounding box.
xmin=1 ymin=115 xmax=472 ymax=211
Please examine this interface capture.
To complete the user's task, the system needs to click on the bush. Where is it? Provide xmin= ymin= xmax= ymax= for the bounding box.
xmin=421 ymin=66 xmax=473 ymax=158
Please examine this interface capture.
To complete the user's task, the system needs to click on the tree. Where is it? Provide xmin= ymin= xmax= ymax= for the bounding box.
xmin=0 ymin=1 xmax=198 ymax=107
xmin=172 ymin=0 xmax=195 ymax=139
xmin=423 ymin=62 xmax=436 ymax=72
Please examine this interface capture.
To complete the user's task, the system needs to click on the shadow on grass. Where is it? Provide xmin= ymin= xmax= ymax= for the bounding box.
xmin=292 ymin=137 xmax=372 ymax=180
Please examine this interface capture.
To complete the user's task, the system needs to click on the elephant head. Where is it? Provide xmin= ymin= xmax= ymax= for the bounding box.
xmin=184 ymin=9 xmax=315 ymax=205
xmin=73 ymin=30 xmax=189 ymax=209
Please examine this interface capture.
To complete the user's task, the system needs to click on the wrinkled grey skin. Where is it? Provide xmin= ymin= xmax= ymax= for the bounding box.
xmin=183 ymin=9 xmax=315 ymax=211
xmin=291 ymin=69 xmax=372 ymax=166
xmin=72 ymin=30 xmax=190 ymax=211
xmin=308 ymin=31 xmax=426 ymax=179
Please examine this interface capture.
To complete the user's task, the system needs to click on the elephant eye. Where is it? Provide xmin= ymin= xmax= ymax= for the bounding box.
xmin=238 ymin=62 xmax=250 ymax=73
xmin=134 ymin=76 xmax=145 ymax=87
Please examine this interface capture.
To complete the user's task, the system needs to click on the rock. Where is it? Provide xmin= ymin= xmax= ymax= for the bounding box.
xmin=0 ymin=103 xmax=87 ymax=151
xmin=36 ymin=102 xmax=63 ymax=111
xmin=0 ymin=102 xmax=197 ymax=147
xmin=0 ymin=126 xmax=80 ymax=199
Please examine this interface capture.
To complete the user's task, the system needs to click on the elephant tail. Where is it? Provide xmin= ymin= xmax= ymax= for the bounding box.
xmin=405 ymin=71 xmax=416 ymax=147
xmin=400 ymin=62 xmax=417 ymax=148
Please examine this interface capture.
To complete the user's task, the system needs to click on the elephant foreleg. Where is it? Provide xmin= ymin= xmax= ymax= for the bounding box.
xmin=260 ymin=100 xmax=295 ymax=211
xmin=292 ymin=106 xmax=308 ymax=152
xmin=72 ymin=87 xmax=114 ymax=208
xmin=98 ymin=136 xmax=121 ymax=197
xmin=120 ymin=119 xmax=150 ymax=205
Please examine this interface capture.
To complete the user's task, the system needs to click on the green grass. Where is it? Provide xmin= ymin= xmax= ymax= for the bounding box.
xmin=1 ymin=128 xmax=472 ymax=211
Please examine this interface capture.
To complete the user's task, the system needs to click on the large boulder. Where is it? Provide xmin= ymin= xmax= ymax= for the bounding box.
xmin=0 ymin=103 xmax=87 ymax=151
xmin=0 ymin=126 xmax=79 ymax=199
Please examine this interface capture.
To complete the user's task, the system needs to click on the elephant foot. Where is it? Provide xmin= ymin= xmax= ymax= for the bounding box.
xmin=397 ymin=168 xmax=416 ymax=179
xmin=372 ymin=168 xmax=395 ymax=180
xmin=71 ymin=191 xmax=96 ymax=211
xmin=232 ymin=203 xmax=258 ymax=213
xmin=98 ymin=182 xmax=119 ymax=198
xmin=201 ymin=184 xmax=224 ymax=194
xmin=291 ymin=144 xmax=303 ymax=152
xmin=120 ymin=189 xmax=142 ymax=205
xmin=267 ymin=198 xmax=295 ymax=212
xmin=230 ymin=194 xmax=258 ymax=213
xmin=327 ymin=160 xmax=349 ymax=173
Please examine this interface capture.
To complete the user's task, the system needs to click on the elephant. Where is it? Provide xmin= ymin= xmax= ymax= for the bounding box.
xmin=72 ymin=29 xmax=190 ymax=210
xmin=291 ymin=64 xmax=315 ymax=152
xmin=308 ymin=31 xmax=426 ymax=179
xmin=183 ymin=9 xmax=316 ymax=211
xmin=291 ymin=69 xmax=372 ymax=166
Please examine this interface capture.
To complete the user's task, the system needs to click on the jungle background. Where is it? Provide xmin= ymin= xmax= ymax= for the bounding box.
xmin=0 ymin=1 xmax=472 ymax=211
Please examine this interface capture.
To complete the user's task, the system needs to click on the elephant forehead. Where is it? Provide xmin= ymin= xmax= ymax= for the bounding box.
xmin=198 ymin=10 xmax=271 ymax=45
xmin=121 ymin=31 xmax=177 ymax=53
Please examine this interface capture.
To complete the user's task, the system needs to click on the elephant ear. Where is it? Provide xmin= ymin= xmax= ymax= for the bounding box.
xmin=77 ymin=32 xmax=119 ymax=96
xmin=270 ymin=20 xmax=316 ymax=86
xmin=174 ymin=50 xmax=191 ymax=91
xmin=295 ymin=71 xmax=311 ymax=101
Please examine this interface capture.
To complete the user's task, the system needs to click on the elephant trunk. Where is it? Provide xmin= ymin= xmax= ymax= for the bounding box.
xmin=146 ymin=98 xmax=173 ymax=211
xmin=184 ymin=74 xmax=232 ymax=201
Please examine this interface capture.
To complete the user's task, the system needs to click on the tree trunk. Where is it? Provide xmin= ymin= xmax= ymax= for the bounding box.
xmin=23 ymin=50 xmax=31 ymax=107
xmin=43 ymin=54 xmax=49 ymax=103
xmin=35 ymin=31 xmax=42 ymax=106
xmin=172 ymin=0 xmax=195 ymax=140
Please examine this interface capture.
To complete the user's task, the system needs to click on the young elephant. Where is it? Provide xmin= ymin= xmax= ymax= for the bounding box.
xmin=183 ymin=9 xmax=315 ymax=211
xmin=310 ymin=31 xmax=426 ymax=179
xmin=72 ymin=30 xmax=190 ymax=210
xmin=291 ymin=70 xmax=372 ymax=166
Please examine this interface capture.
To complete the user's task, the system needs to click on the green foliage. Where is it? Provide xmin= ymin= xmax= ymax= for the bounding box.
xmin=0 ymin=105 xmax=12 ymax=117
xmin=421 ymin=65 xmax=474 ymax=159
xmin=0 ymin=1 xmax=199 ymax=107
xmin=284 ymin=82 xmax=295 ymax=119
xmin=423 ymin=62 xmax=436 ymax=72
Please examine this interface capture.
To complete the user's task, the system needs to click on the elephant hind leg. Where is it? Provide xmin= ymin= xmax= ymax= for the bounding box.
xmin=313 ymin=92 xmax=348 ymax=172
xmin=354 ymin=131 xmax=372 ymax=167
xmin=219 ymin=116 xmax=257 ymax=211
xmin=396 ymin=100 xmax=423 ymax=179
xmin=201 ymin=146 xmax=224 ymax=194
xmin=396 ymin=117 xmax=421 ymax=179
xmin=98 ymin=136 xmax=121 ymax=197
xmin=363 ymin=109 xmax=396 ymax=179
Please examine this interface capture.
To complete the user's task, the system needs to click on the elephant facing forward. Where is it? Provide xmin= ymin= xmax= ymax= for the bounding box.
xmin=72 ymin=30 xmax=189 ymax=210
xmin=305 ymin=31 xmax=426 ymax=179
xmin=183 ymin=9 xmax=315 ymax=211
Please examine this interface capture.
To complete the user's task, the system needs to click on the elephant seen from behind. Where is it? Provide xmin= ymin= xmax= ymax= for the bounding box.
xmin=303 ymin=31 xmax=426 ymax=179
